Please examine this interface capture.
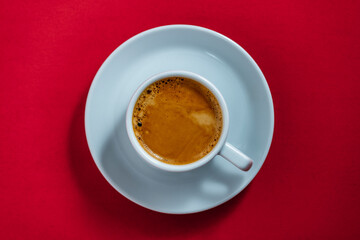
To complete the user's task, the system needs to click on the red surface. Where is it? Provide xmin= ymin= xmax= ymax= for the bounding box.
xmin=1 ymin=0 xmax=359 ymax=239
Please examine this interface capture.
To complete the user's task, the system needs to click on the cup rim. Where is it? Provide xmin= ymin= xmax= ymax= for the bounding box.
xmin=125 ymin=70 xmax=230 ymax=172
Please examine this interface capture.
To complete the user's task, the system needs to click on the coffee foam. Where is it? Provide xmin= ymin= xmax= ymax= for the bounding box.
xmin=133 ymin=77 xmax=222 ymax=165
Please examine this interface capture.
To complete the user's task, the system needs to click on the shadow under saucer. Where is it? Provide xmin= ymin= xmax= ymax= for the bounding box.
xmin=68 ymin=92 xmax=250 ymax=237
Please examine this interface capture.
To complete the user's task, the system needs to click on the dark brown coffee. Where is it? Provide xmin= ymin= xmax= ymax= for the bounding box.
xmin=132 ymin=77 xmax=222 ymax=165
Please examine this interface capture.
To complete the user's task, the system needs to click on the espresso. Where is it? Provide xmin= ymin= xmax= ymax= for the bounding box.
xmin=132 ymin=77 xmax=222 ymax=165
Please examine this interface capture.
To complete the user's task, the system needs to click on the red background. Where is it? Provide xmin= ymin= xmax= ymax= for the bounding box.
xmin=1 ymin=0 xmax=359 ymax=239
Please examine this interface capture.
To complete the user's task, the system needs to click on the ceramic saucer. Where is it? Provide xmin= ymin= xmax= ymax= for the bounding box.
xmin=85 ymin=25 xmax=274 ymax=214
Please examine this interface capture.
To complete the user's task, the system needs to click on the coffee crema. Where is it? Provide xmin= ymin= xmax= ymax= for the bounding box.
xmin=132 ymin=77 xmax=222 ymax=165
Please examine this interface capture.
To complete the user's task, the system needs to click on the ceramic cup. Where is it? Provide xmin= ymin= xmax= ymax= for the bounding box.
xmin=126 ymin=70 xmax=253 ymax=172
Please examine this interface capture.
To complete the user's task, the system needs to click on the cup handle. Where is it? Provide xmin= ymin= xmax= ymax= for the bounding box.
xmin=219 ymin=142 xmax=253 ymax=171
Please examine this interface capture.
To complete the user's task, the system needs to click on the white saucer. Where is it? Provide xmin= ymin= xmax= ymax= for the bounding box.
xmin=85 ymin=25 xmax=274 ymax=214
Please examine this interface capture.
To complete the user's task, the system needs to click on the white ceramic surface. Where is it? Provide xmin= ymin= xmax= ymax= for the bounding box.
xmin=125 ymin=70 xmax=253 ymax=172
xmin=85 ymin=25 xmax=274 ymax=214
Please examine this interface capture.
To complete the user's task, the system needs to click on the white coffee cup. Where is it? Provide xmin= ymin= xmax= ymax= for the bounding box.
xmin=126 ymin=71 xmax=253 ymax=172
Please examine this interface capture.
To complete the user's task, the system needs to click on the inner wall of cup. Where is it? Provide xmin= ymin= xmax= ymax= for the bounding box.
xmin=129 ymin=71 xmax=229 ymax=169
